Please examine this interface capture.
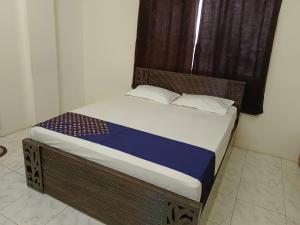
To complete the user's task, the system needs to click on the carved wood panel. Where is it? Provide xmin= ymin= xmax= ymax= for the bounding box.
xmin=167 ymin=202 xmax=199 ymax=225
xmin=226 ymin=81 xmax=246 ymax=112
xmin=134 ymin=68 xmax=149 ymax=87
xmin=134 ymin=67 xmax=246 ymax=112
xmin=23 ymin=141 xmax=44 ymax=193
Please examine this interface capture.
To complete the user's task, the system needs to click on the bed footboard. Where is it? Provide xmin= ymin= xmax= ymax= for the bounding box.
xmin=22 ymin=138 xmax=201 ymax=225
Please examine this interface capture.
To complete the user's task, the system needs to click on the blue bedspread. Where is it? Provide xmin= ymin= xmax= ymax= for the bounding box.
xmin=37 ymin=112 xmax=215 ymax=202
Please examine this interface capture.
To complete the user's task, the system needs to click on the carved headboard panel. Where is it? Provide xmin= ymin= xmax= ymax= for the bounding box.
xmin=133 ymin=67 xmax=246 ymax=112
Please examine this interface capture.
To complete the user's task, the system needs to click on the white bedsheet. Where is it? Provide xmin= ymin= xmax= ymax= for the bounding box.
xmin=31 ymin=96 xmax=237 ymax=202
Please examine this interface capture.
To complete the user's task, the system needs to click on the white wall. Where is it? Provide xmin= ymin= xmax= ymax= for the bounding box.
xmin=0 ymin=0 xmax=35 ymax=136
xmin=0 ymin=0 xmax=63 ymax=136
xmin=81 ymin=0 xmax=300 ymax=161
xmin=54 ymin=0 xmax=85 ymax=113
xmin=235 ymin=0 xmax=300 ymax=161
xmin=26 ymin=0 xmax=61 ymax=122
xmin=82 ymin=0 xmax=139 ymax=104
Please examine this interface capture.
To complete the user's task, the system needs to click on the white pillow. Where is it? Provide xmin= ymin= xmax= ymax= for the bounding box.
xmin=127 ymin=85 xmax=180 ymax=104
xmin=172 ymin=94 xmax=234 ymax=115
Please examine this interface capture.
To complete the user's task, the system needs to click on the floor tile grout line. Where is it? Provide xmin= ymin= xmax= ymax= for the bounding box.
xmin=236 ymin=176 xmax=286 ymax=215
xmin=234 ymin=151 xmax=288 ymax=221
xmin=1 ymin=179 xmax=66 ymax=225
xmin=238 ymin=178 xmax=285 ymax=191
xmin=240 ymin=154 xmax=289 ymax=224
xmin=234 ymin=199 xmax=288 ymax=225
xmin=6 ymin=128 xmax=69 ymax=225
xmin=285 ymin=216 xmax=289 ymax=225
xmin=4 ymin=127 xmax=31 ymax=137
xmin=224 ymin=148 xmax=248 ymax=225
xmin=0 ymin=163 xmax=15 ymax=174
xmin=5 ymin=136 xmax=18 ymax=143
xmin=0 ymin=189 xmax=34 ymax=213
xmin=12 ymin=163 xmax=25 ymax=172
xmin=235 ymin=182 xmax=286 ymax=216
xmin=236 ymin=198 xmax=286 ymax=217
xmin=281 ymin=158 xmax=288 ymax=220
xmin=1 ymin=145 xmax=32 ymax=212
xmin=44 ymin=205 xmax=68 ymax=225
xmin=228 ymin=149 xmax=249 ymax=225
xmin=0 ymin=134 xmax=25 ymax=173
xmin=14 ymin=169 xmax=25 ymax=177
xmin=233 ymin=145 xmax=286 ymax=162
xmin=0 ymin=135 xmax=21 ymax=143
xmin=0 ymin=140 xmax=24 ymax=154
xmin=0 ymin=162 xmax=24 ymax=175
xmin=0 ymin=212 xmax=18 ymax=225
xmin=3 ymin=128 xmax=31 ymax=146
xmin=208 ymin=149 xmax=246 ymax=225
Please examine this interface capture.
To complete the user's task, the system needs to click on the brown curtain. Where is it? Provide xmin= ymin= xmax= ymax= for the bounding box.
xmin=134 ymin=0 xmax=200 ymax=77
xmin=193 ymin=0 xmax=282 ymax=115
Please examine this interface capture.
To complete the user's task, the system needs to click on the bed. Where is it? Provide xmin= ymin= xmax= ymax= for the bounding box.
xmin=23 ymin=67 xmax=245 ymax=225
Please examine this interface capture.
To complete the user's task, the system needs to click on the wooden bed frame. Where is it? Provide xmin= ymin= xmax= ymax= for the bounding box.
xmin=23 ymin=67 xmax=245 ymax=225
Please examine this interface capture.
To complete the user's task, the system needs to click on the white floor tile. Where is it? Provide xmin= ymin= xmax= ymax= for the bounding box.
xmin=46 ymin=207 xmax=105 ymax=225
xmin=200 ymin=220 xmax=219 ymax=225
xmin=0 ymin=138 xmax=15 ymax=147
xmin=0 ymin=214 xmax=16 ymax=225
xmin=208 ymin=192 xmax=236 ymax=225
xmin=206 ymin=221 xmax=219 ymax=225
xmin=223 ymin=156 xmax=244 ymax=186
xmin=1 ymin=191 xmax=66 ymax=225
xmin=282 ymin=160 xmax=300 ymax=178
xmin=0 ymin=173 xmax=32 ymax=210
xmin=241 ymin=152 xmax=283 ymax=189
xmin=0 ymin=138 xmax=19 ymax=154
xmin=283 ymin=173 xmax=300 ymax=192
xmin=229 ymin=148 xmax=248 ymax=162
xmin=245 ymin=151 xmax=282 ymax=169
xmin=0 ymin=165 xmax=12 ymax=178
xmin=237 ymin=181 xmax=285 ymax=214
xmin=6 ymin=128 xmax=31 ymax=148
xmin=15 ymin=166 xmax=26 ymax=177
xmin=287 ymin=217 xmax=300 ymax=225
xmin=218 ymin=177 xmax=240 ymax=198
xmin=285 ymin=185 xmax=300 ymax=222
xmin=231 ymin=200 xmax=286 ymax=225
xmin=0 ymin=138 xmax=24 ymax=170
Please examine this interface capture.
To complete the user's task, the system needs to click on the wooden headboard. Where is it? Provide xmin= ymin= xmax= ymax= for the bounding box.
xmin=133 ymin=67 xmax=246 ymax=111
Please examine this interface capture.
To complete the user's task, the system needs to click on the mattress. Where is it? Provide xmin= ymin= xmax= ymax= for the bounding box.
xmin=31 ymin=96 xmax=237 ymax=202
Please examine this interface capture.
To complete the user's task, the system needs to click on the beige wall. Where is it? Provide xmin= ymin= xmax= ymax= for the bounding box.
xmin=0 ymin=0 xmax=35 ymax=136
xmin=81 ymin=0 xmax=300 ymax=161
xmin=82 ymin=0 xmax=139 ymax=104
xmin=1 ymin=0 xmax=62 ymax=135
xmin=54 ymin=0 xmax=85 ymax=113
xmin=26 ymin=0 xmax=61 ymax=122
xmin=235 ymin=0 xmax=300 ymax=161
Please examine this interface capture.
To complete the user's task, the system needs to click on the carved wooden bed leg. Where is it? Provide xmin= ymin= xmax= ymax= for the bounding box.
xmin=167 ymin=201 xmax=201 ymax=225
xmin=22 ymin=139 xmax=44 ymax=193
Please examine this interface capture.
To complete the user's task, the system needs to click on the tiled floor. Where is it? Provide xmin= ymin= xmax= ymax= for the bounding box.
xmin=0 ymin=128 xmax=300 ymax=225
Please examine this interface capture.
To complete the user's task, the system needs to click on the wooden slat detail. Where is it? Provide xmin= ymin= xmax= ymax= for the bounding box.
xmin=134 ymin=67 xmax=246 ymax=112
xmin=19 ymin=140 xmax=201 ymax=225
